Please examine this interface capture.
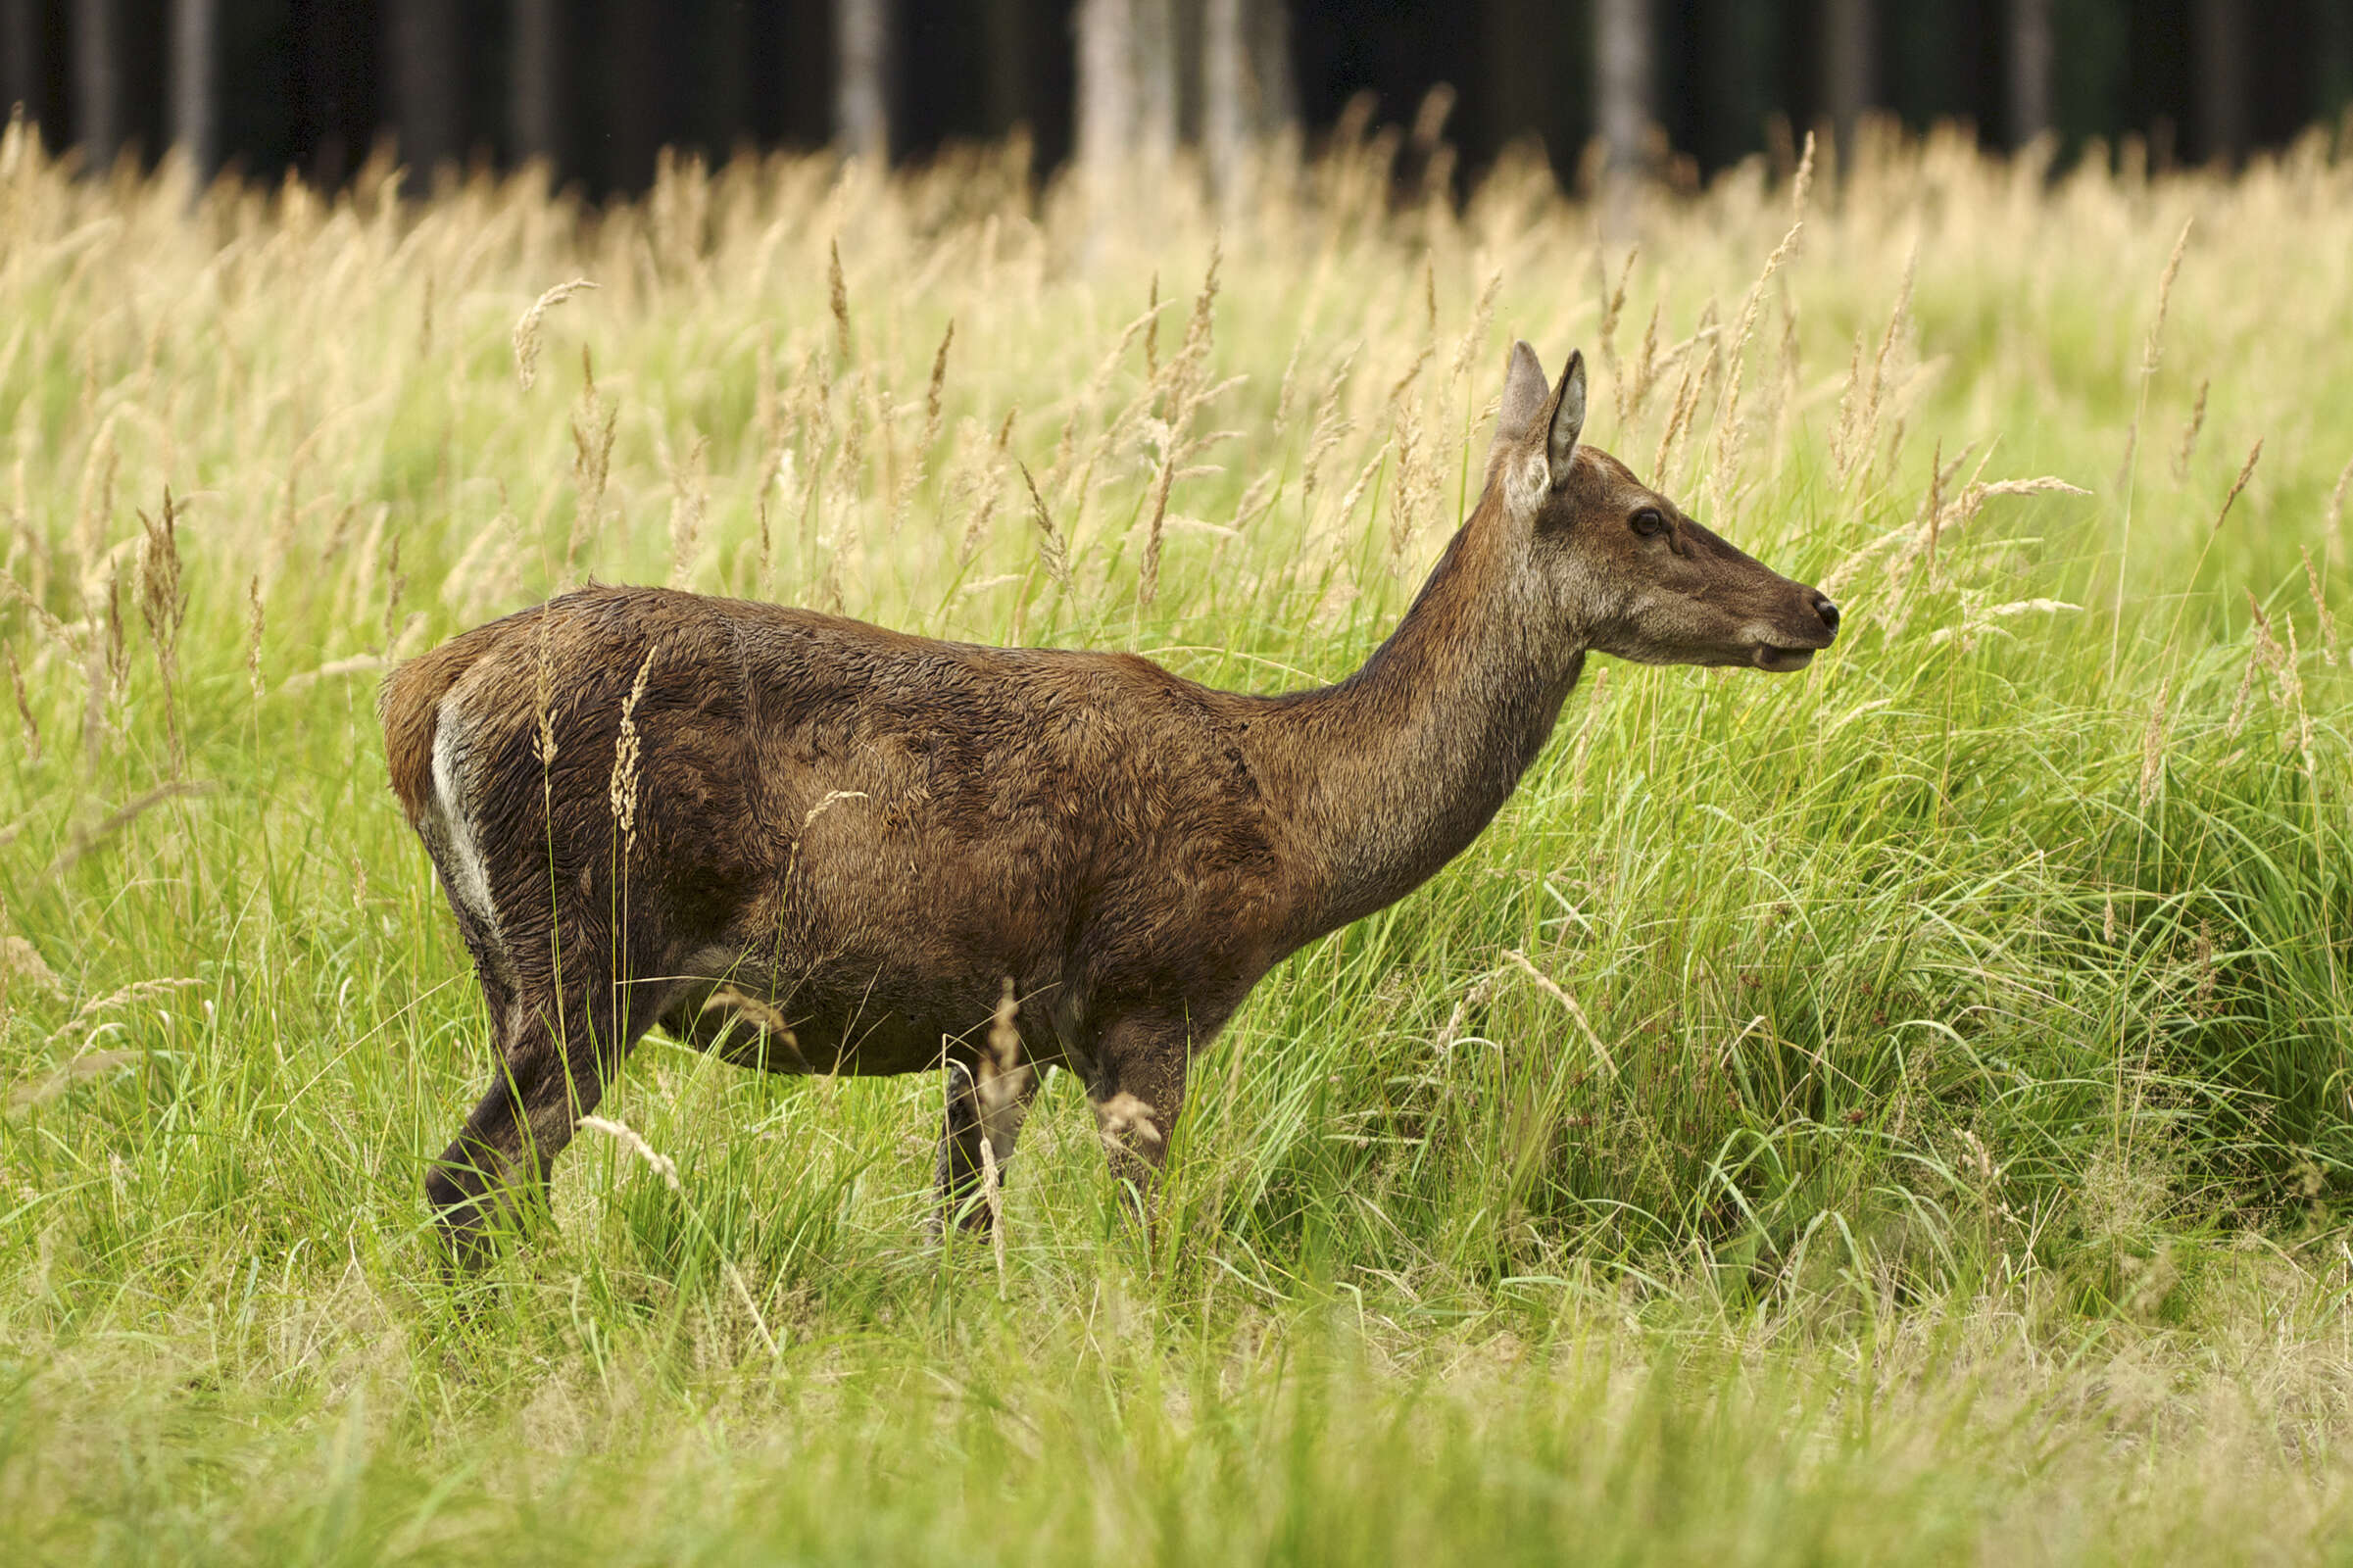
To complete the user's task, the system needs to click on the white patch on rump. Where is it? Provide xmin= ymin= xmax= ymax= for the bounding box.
xmin=428 ymin=693 xmax=506 ymax=965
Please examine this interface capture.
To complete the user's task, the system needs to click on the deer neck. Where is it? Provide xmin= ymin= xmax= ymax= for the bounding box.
xmin=1261 ymin=501 xmax=1587 ymax=942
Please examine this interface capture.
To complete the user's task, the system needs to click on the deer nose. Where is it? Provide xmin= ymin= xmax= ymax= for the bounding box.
xmin=1812 ymin=595 xmax=1840 ymax=637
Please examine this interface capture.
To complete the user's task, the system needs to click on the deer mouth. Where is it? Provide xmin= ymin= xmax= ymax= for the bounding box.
xmin=1751 ymin=644 xmax=1817 ymax=672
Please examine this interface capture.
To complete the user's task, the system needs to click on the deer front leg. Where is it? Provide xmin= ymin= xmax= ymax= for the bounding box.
xmin=1086 ymin=1011 xmax=1195 ymax=1207
xmin=932 ymin=1051 xmax=1040 ymax=1239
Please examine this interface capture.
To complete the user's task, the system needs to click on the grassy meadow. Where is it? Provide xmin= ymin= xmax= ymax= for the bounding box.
xmin=5 ymin=113 xmax=2353 ymax=1561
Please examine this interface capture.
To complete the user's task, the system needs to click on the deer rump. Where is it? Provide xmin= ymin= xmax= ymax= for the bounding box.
xmin=384 ymin=582 xmax=1285 ymax=1104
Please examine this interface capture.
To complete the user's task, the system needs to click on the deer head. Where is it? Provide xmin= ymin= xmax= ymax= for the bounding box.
xmin=1489 ymin=341 xmax=1839 ymax=672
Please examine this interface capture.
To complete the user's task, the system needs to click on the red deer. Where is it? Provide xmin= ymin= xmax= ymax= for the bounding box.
xmin=380 ymin=343 xmax=1839 ymax=1261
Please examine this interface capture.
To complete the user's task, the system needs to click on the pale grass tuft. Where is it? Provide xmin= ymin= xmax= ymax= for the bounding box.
xmin=1924 ymin=597 xmax=2082 ymax=652
xmin=1 ymin=934 xmax=62 ymax=996
xmin=52 ymin=976 xmax=204 ymax=1043
xmin=510 ymin=277 xmax=598 ymax=392
xmin=577 ymin=1114 xmax=681 ymax=1193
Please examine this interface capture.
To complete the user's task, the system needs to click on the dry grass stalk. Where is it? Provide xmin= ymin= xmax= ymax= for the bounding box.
xmin=1707 ymin=152 xmax=1813 ymax=507
xmin=1595 ymin=244 xmax=1638 ymax=420
xmin=5 ymin=641 xmax=35 ymax=762
xmin=828 ymin=239 xmax=853 ymax=365
xmin=8 ymin=1048 xmax=149 ymax=1115
xmin=1017 ymin=463 xmax=1069 ymax=586
xmin=1446 ymin=270 xmax=1504 ymax=396
xmin=379 ymin=532 xmax=405 ymax=655
xmin=1834 ymin=247 xmax=1915 ymax=485
xmin=2173 ymin=377 xmax=2209 ymax=482
xmin=1502 ymin=947 xmax=1618 ymax=1078
xmin=609 ymin=639 xmax=660 ymax=856
xmin=1144 ymin=271 xmax=1160 ymax=377
xmin=956 ymin=408 xmax=1018 ymax=564
xmin=2301 ymin=547 xmax=2338 ymax=665
xmin=1 ymin=567 xmax=76 ymax=653
xmin=2282 ymin=619 xmax=2315 ymax=778
xmin=510 ymin=277 xmax=598 ymax=392
xmin=134 ymin=492 xmax=187 ymax=776
xmin=2142 ymin=219 xmax=2193 ymax=376
xmin=73 ymin=412 xmax=117 ymax=586
xmin=2328 ymin=457 xmax=2352 ymax=564
xmin=47 ymin=780 xmax=220 ymax=878
xmin=567 ymin=351 xmax=617 ymax=571
xmin=2213 ymin=439 xmax=2262 ymax=529
xmin=1567 ymin=664 xmax=1608 ymax=796
xmin=2137 ymin=675 xmax=2171 ymax=807
xmin=2115 ymin=218 xmax=2193 ymax=489
xmin=530 ymin=606 xmax=560 ymax=771
xmin=891 ymin=319 xmax=956 ymax=535
xmin=665 ymin=432 xmax=711 ymax=590
xmin=701 ymin=987 xmax=813 ymax=1073
xmin=244 ymin=575 xmax=265 ymax=703
xmin=976 ymin=976 xmax=1030 ymax=1296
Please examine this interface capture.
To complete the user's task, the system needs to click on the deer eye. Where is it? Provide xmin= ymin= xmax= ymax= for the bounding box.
xmin=1630 ymin=507 xmax=1668 ymax=538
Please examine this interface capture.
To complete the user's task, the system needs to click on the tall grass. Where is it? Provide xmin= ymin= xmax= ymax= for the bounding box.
xmin=4 ymin=116 xmax=2353 ymax=1560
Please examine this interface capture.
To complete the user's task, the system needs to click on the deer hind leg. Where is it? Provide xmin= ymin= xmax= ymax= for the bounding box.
xmin=427 ymin=976 xmax=645 ymax=1268
xmin=932 ymin=1051 xmax=1040 ymax=1240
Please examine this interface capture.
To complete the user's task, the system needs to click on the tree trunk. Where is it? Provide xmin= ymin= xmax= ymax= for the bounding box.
xmin=73 ymin=0 xmax=123 ymax=170
xmin=1075 ymin=0 xmax=1134 ymax=179
xmin=608 ymin=0 xmax=662 ymax=190
xmin=2006 ymin=0 xmax=2053 ymax=148
xmin=387 ymin=0 xmax=463 ymax=182
xmin=2192 ymin=0 xmax=2245 ymax=166
xmin=1595 ymin=0 xmax=1653 ymax=172
xmin=980 ymin=0 xmax=1027 ymax=137
xmin=1133 ymin=0 xmax=1178 ymax=167
xmin=1248 ymin=0 xmax=1293 ymax=135
xmin=1483 ymin=0 xmax=1547 ymax=159
xmin=1821 ymin=0 xmax=1875 ymax=160
xmin=172 ymin=0 xmax=218 ymax=179
xmin=1202 ymin=0 xmax=1243 ymax=194
xmin=3 ymin=0 xmax=43 ymax=131
xmin=836 ymin=0 xmax=890 ymax=164
xmin=511 ymin=0 xmax=563 ymax=168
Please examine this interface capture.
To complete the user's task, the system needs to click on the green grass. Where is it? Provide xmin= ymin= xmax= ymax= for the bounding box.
xmin=5 ymin=122 xmax=2353 ymax=1561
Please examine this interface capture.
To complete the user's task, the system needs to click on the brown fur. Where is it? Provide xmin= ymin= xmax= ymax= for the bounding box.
xmin=383 ymin=342 xmax=1839 ymax=1260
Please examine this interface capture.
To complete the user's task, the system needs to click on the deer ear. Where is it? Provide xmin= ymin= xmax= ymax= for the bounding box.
xmin=1492 ymin=341 xmax=1549 ymax=458
xmin=1547 ymin=350 xmax=1587 ymax=485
